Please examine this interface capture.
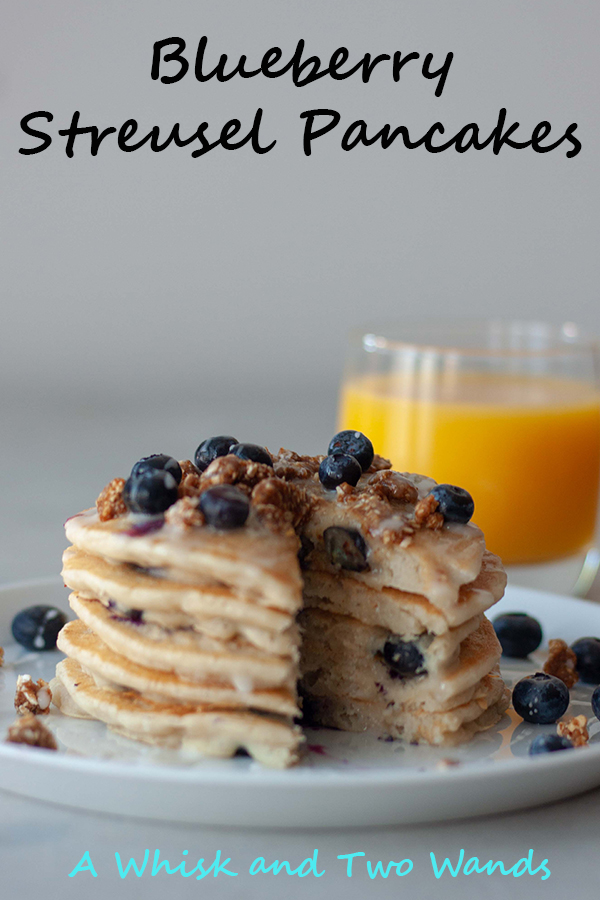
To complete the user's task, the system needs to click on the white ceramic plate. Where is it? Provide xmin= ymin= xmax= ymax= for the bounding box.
xmin=0 ymin=578 xmax=599 ymax=827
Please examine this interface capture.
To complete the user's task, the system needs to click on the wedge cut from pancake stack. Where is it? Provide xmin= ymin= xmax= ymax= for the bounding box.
xmin=54 ymin=434 xmax=509 ymax=767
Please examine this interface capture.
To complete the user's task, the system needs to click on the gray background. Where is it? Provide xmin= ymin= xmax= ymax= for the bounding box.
xmin=1 ymin=2 xmax=599 ymax=898
xmin=1 ymin=0 xmax=598 ymax=580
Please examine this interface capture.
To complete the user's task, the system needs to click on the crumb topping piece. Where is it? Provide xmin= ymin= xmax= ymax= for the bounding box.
xmin=414 ymin=493 xmax=444 ymax=530
xmin=6 ymin=713 xmax=57 ymax=750
xmin=200 ymin=455 xmax=274 ymax=492
xmin=557 ymin=714 xmax=589 ymax=747
xmin=165 ymin=496 xmax=205 ymax=528
xmin=14 ymin=675 xmax=52 ymax=716
xmin=367 ymin=454 xmax=393 ymax=473
xmin=543 ymin=638 xmax=579 ymax=689
xmin=96 ymin=477 xmax=127 ymax=521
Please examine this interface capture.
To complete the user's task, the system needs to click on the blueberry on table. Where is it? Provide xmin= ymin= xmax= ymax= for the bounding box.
xmin=199 ymin=485 xmax=250 ymax=529
xmin=130 ymin=454 xmax=182 ymax=484
xmin=12 ymin=605 xmax=67 ymax=651
xmin=318 ymin=453 xmax=362 ymax=490
xmin=512 ymin=672 xmax=570 ymax=724
xmin=229 ymin=443 xmax=273 ymax=467
xmin=492 ymin=612 xmax=543 ymax=658
xmin=327 ymin=430 xmax=374 ymax=472
xmin=592 ymin=686 xmax=600 ymax=722
xmin=194 ymin=436 xmax=238 ymax=471
xmin=123 ymin=469 xmax=179 ymax=515
xmin=381 ymin=637 xmax=426 ymax=679
xmin=570 ymin=637 xmax=600 ymax=684
xmin=529 ymin=733 xmax=574 ymax=755
xmin=430 ymin=484 xmax=475 ymax=525
xmin=323 ymin=526 xmax=369 ymax=571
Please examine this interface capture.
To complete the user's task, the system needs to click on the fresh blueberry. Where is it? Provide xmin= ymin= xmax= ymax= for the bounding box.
xmin=592 ymin=685 xmax=600 ymax=721
xmin=194 ymin=436 xmax=239 ymax=472
xmin=11 ymin=605 xmax=68 ymax=651
xmin=430 ymin=484 xmax=475 ymax=525
xmin=318 ymin=453 xmax=362 ymax=490
xmin=229 ymin=443 xmax=273 ymax=467
xmin=493 ymin=613 xmax=543 ymax=658
xmin=512 ymin=672 xmax=570 ymax=724
xmin=199 ymin=485 xmax=250 ymax=529
xmin=381 ymin=638 xmax=426 ymax=679
xmin=570 ymin=637 xmax=600 ymax=685
xmin=323 ymin=526 xmax=369 ymax=571
xmin=130 ymin=454 xmax=182 ymax=484
xmin=298 ymin=535 xmax=314 ymax=569
xmin=123 ymin=469 xmax=179 ymax=515
xmin=529 ymin=734 xmax=574 ymax=755
xmin=327 ymin=430 xmax=374 ymax=471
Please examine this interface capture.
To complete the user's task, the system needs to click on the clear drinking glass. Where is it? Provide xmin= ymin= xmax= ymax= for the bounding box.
xmin=338 ymin=319 xmax=600 ymax=595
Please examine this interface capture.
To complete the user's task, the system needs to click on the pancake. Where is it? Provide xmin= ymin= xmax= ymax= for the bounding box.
xmin=301 ymin=671 xmax=510 ymax=746
xmin=65 ymin=508 xmax=303 ymax=613
xmin=57 ymin=619 xmax=298 ymax=716
xmin=68 ymin=592 xmax=297 ymax=689
xmin=302 ymin=550 xmax=506 ymax=634
xmin=51 ymin=658 xmax=302 ymax=768
xmin=62 ymin=546 xmax=296 ymax=649
xmin=299 ymin=613 xmax=503 ymax=711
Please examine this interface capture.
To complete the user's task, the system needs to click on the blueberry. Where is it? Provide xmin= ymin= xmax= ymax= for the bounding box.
xmin=529 ymin=734 xmax=574 ymax=755
xmin=318 ymin=453 xmax=362 ymax=490
xmin=130 ymin=454 xmax=182 ymax=484
xmin=194 ymin=436 xmax=239 ymax=472
xmin=199 ymin=485 xmax=250 ymax=529
xmin=430 ymin=484 xmax=475 ymax=525
xmin=493 ymin=612 xmax=543 ymax=658
xmin=298 ymin=535 xmax=314 ymax=569
xmin=592 ymin=685 xmax=600 ymax=721
xmin=327 ymin=430 xmax=374 ymax=471
xmin=123 ymin=469 xmax=179 ymax=515
xmin=570 ymin=637 xmax=600 ymax=684
xmin=381 ymin=638 xmax=426 ymax=679
xmin=229 ymin=443 xmax=273 ymax=467
xmin=11 ymin=605 xmax=67 ymax=651
xmin=512 ymin=672 xmax=570 ymax=724
xmin=323 ymin=526 xmax=369 ymax=571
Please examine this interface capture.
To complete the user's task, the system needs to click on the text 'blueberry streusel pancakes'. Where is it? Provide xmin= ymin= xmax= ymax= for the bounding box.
xmin=52 ymin=434 xmax=509 ymax=767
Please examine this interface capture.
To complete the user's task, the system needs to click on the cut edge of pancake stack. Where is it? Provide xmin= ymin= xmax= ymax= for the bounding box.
xmin=52 ymin=434 xmax=510 ymax=767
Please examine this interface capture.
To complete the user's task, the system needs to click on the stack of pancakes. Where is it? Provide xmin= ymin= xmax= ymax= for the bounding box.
xmin=53 ymin=449 xmax=509 ymax=766
xmin=54 ymin=513 xmax=305 ymax=768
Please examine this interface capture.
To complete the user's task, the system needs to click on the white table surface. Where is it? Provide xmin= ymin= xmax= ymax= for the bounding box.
xmin=2 ymin=392 xmax=599 ymax=900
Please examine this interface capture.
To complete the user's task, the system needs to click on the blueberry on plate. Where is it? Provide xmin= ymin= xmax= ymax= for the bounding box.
xmin=12 ymin=605 xmax=68 ymax=651
xmin=319 ymin=453 xmax=362 ymax=490
xmin=229 ymin=443 xmax=273 ymax=467
xmin=512 ymin=672 xmax=570 ymax=724
xmin=592 ymin=685 xmax=600 ymax=721
xmin=323 ymin=526 xmax=369 ymax=571
xmin=570 ymin=637 xmax=600 ymax=684
xmin=199 ymin=485 xmax=250 ymax=529
xmin=194 ymin=436 xmax=238 ymax=472
xmin=327 ymin=430 xmax=374 ymax=471
xmin=529 ymin=733 xmax=574 ymax=755
xmin=130 ymin=454 xmax=182 ymax=484
xmin=493 ymin=612 xmax=543 ymax=658
xmin=430 ymin=484 xmax=475 ymax=525
xmin=123 ymin=469 xmax=179 ymax=515
xmin=381 ymin=637 xmax=426 ymax=679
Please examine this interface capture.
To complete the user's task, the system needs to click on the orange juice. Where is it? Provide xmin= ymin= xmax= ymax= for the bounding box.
xmin=339 ymin=373 xmax=600 ymax=564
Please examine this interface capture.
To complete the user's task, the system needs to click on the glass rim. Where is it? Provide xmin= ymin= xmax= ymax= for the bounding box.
xmin=350 ymin=318 xmax=599 ymax=359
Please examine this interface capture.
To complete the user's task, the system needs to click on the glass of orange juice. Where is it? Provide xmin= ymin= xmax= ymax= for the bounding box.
xmin=338 ymin=319 xmax=600 ymax=594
